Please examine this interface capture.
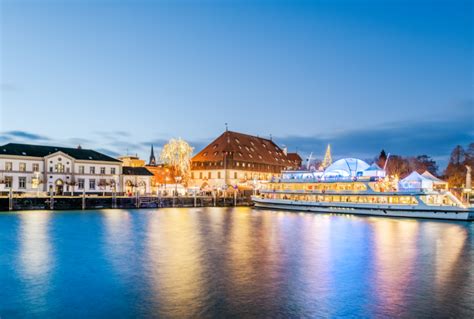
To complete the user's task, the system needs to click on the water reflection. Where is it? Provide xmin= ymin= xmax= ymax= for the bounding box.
xmin=2 ymin=208 xmax=473 ymax=318
xmin=372 ymin=219 xmax=419 ymax=316
xmin=101 ymin=210 xmax=133 ymax=276
xmin=146 ymin=209 xmax=207 ymax=317
xmin=17 ymin=211 xmax=54 ymax=311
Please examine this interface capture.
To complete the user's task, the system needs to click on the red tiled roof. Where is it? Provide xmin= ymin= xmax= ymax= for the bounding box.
xmin=287 ymin=152 xmax=302 ymax=162
xmin=192 ymin=131 xmax=292 ymax=166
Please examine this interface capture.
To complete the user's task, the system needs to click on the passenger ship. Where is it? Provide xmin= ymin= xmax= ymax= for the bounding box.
xmin=252 ymin=158 xmax=474 ymax=221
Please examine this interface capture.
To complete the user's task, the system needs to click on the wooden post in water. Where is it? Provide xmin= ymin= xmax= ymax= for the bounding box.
xmin=234 ymin=190 xmax=237 ymax=206
xmin=50 ymin=190 xmax=54 ymax=210
xmin=194 ymin=192 xmax=197 ymax=207
xmin=82 ymin=189 xmax=86 ymax=210
xmin=8 ymin=188 xmax=13 ymax=211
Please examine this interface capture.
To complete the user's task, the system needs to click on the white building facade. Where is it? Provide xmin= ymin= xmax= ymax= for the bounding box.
xmin=122 ymin=167 xmax=154 ymax=195
xmin=0 ymin=143 xmax=123 ymax=195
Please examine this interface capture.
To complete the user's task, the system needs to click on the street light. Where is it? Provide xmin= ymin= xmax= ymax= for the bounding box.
xmin=175 ymin=176 xmax=182 ymax=196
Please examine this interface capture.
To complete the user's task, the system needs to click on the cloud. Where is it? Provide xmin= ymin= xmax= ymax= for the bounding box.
xmin=273 ymin=106 xmax=473 ymax=169
xmin=1 ymin=102 xmax=471 ymax=171
xmin=95 ymin=148 xmax=121 ymax=158
xmin=2 ymin=130 xmax=50 ymax=141
xmin=94 ymin=131 xmax=131 ymax=139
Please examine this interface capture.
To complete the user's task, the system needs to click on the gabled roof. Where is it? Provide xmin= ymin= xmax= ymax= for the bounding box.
xmin=421 ymin=171 xmax=447 ymax=184
xmin=400 ymin=171 xmax=431 ymax=182
xmin=192 ymin=131 xmax=292 ymax=166
xmin=0 ymin=143 xmax=121 ymax=162
xmin=122 ymin=166 xmax=154 ymax=176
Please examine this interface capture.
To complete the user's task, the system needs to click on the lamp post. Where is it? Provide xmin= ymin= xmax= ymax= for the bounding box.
xmin=165 ymin=176 xmax=169 ymax=196
xmin=175 ymin=176 xmax=182 ymax=196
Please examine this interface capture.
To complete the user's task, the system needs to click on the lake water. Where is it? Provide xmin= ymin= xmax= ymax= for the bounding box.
xmin=1 ymin=207 xmax=473 ymax=318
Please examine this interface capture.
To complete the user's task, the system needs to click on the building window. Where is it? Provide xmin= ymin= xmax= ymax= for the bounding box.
xmin=234 ymin=172 xmax=238 ymax=179
xmin=49 ymin=167 xmax=53 ymax=173
xmin=19 ymin=177 xmax=26 ymax=189
xmin=79 ymin=166 xmax=85 ymax=174
xmin=90 ymin=167 xmax=95 ymax=174
xmin=208 ymin=172 xmax=212 ymax=179
xmin=5 ymin=176 xmax=13 ymax=188
xmin=191 ymin=172 xmax=194 ymax=179
xmin=89 ymin=179 xmax=96 ymax=190
xmin=218 ymin=172 xmax=221 ymax=179
xmin=110 ymin=167 xmax=116 ymax=175
xmin=56 ymin=163 xmax=64 ymax=173
xmin=5 ymin=162 xmax=12 ymax=171
xmin=78 ymin=179 xmax=85 ymax=189
xmin=19 ymin=162 xmax=26 ymax=172
xmin=100 ymin=167 xmax=106 ymax=174
xmin=99 ymin=179 xmax=107 ymax=188
xmin=33 ymin=164 xmax=39 ymax=172
xmin=199 ymin=172 xmax=203 ymax=179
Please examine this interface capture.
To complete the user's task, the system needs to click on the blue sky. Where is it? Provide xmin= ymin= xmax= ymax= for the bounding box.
xmin=1 ymin=0 xmax=473 ymax=169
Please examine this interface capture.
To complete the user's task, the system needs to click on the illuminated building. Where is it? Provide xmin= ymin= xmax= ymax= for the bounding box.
xmin=190 ymin=130 xmax=300 ymax=190
xmin=0 ymin=143 xmax=122 ymax=195
xmin=118 ymin=155 xmax=146 ymax=167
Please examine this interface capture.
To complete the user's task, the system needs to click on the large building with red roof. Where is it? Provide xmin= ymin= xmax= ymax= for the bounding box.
xmin=190 ymin=130 xmax=300 ymax=190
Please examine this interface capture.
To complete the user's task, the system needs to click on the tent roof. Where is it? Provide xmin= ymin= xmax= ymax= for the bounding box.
xmin=400 ymin=171 xmax=432 ymax=183
xmin=325 ymin=158 xmax=370 ymax=175
xmin=365 ymin=163 xmax=383 ymax=171
xmin=421 ymin=171 xmax=447 ymax=184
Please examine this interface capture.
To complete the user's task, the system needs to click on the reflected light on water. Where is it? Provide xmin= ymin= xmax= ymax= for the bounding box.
xmin=2 ymin=208 xmax=473 ymax=318
xmin=17 ymin=211 xmax=54 ymax=310
xmin=101 ymin=210 xmax=133 ymax=275
xmin=372 ymin=219 xmax=419 ymax=316
xmin=146 ymin=209 xmax=206 ymax=317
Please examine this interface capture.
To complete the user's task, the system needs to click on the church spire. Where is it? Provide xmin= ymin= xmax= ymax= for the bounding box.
xmin=149 ymin=144 xmax=156 ymax=166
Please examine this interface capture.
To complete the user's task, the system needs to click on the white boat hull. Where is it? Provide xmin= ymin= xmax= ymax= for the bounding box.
xmin=252 ymin=197 xmax=474 ymax=221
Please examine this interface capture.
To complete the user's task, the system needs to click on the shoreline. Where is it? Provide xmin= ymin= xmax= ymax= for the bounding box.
xmin=0 ymin=195 xmax=253 ymax=212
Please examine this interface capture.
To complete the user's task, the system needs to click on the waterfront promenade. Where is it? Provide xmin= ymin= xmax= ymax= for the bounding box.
xmin=0 ymin=194 xmax=252 ymax=211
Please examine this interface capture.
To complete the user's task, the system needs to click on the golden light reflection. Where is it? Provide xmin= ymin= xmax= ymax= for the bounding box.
xmin=146 ymin=208 xmax=206 ymax=317
xmin=432 ymin=224 xmax=467 ymax=292
xmin=372 ymin=219 xmax=419 ymax=314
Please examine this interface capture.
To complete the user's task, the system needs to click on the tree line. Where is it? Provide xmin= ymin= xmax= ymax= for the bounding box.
xmin=376 ymin=143 xmax=473 ymax=188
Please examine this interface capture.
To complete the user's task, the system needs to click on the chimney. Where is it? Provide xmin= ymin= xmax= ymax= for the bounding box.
xmin=283 ymin=147 xmax=288 ymax=156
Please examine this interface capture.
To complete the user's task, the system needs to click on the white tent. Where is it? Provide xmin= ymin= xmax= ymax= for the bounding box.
xmin=399 ymin=171 xmax=433 ymax=191
xmin=363 ymin=163 xmax=386 ymax=178
xmin=421 ymin=171 xmax=448 ymax=189
xmin=324 ymin=158 xmax=370 ymax=178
